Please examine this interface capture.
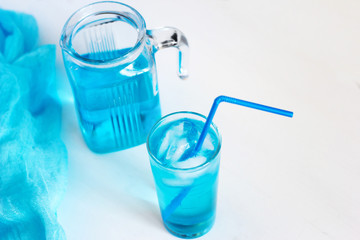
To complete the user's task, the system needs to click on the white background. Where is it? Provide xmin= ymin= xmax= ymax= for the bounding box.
xmin=2 ymin=0 xmax=360 ymax=239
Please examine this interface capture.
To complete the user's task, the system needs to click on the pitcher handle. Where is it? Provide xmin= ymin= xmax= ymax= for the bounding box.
xmin=147 ymin=27 xmax=189 ymax=79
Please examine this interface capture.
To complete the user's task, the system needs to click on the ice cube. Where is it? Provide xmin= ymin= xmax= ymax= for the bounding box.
xmin=153 ymin=119 xmax=217 ymax=170
xmin=157 ymin=128 xmax=172 ymax=159
xmin=172 ymin=155 xmax=207 ymax=169
xmin=156 ymin=120 xmax=199 ymax=164
xmin=170 ymin=121 xmax=186 ymax=137
xmin=163 ymin=176 xmax=194 ymax=187
xmin=165 ymin=138 xmax=190 ymax=162
xmin=201 ymin=134 xmax=215 ymax=151
xmin=156 ymin=123 xmax=181 ymax=159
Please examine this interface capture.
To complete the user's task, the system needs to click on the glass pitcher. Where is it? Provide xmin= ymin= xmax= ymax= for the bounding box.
xmin=60 ymin=1 xmax=189 ymax=153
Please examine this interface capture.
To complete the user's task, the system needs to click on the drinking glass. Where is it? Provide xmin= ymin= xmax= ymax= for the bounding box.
xmin=147 ymin=111 xmax=221 ymax=238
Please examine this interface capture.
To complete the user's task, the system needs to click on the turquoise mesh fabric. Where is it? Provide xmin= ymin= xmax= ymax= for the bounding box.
xmin=0 ymin=9 xmax=67 ymax=239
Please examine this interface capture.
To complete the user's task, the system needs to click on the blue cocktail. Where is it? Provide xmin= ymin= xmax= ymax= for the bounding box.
xmin=147 ymin=111 xmax=221 ymax=238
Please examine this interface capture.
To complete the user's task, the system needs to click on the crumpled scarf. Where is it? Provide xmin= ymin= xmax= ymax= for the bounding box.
xmin=0 ymin=9 xmax=67 ymax=240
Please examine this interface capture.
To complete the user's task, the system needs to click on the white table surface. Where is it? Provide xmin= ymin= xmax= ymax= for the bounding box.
xmin=2 ymin=0 xmax=360 ymax=239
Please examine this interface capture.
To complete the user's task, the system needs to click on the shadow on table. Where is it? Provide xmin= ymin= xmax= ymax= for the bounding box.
xmin=60 ymin=102 xmax=164 ymax=230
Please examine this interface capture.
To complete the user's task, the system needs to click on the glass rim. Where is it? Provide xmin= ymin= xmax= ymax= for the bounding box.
xmin=146 ymin=111 xmax=222 ymax=172
xmin=59 ymin=1 xmax=146 ymax=68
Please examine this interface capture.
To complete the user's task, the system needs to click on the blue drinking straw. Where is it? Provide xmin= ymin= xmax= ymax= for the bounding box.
xmin=195 ymin=95 xmax=293 ymax=152
xmin=162 ymin=95 xmax=293 ymax=221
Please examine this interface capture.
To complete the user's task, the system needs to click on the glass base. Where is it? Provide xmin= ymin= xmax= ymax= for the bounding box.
xmin=163 ymin=217 xmax=215 ymax=239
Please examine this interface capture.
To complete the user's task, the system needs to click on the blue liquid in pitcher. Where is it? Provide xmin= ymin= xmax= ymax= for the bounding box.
xmin=66 ymin=48 xmax=161 ymax=153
